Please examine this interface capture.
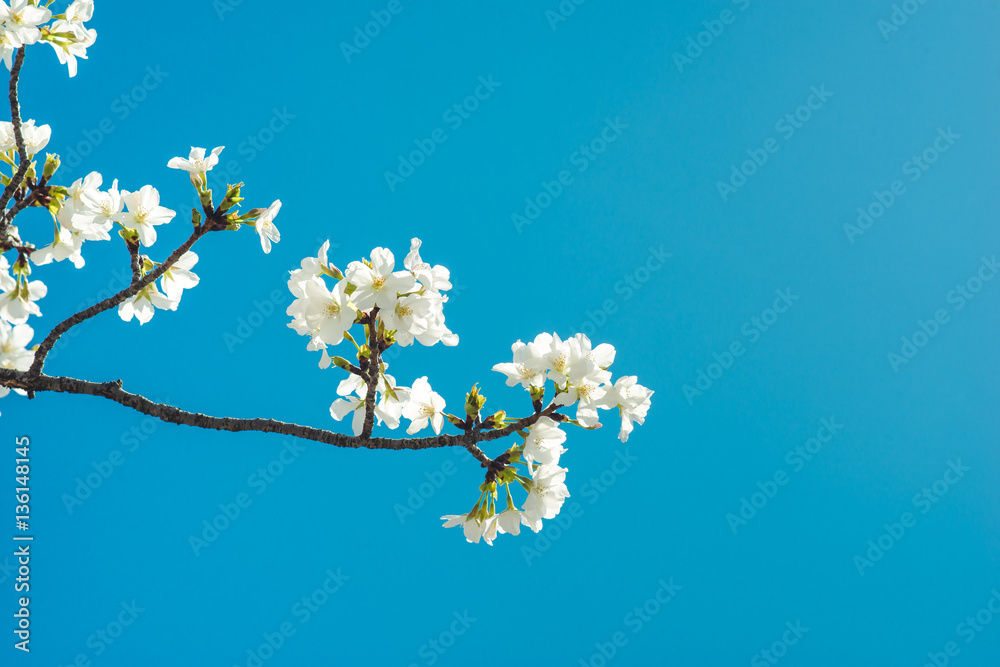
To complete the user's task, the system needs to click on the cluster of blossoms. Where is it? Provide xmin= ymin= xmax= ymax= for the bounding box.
xmin=0 ymin=0 xmax=281 ymax=414
xmin=285 ymin=239 xmax=458 ymax=433
xmin=1 ymin=6 xmax=655 ymax=546
xmin=0 ymin=142 xmax=280 ymax=337
xmin=0 ymin=5 xmax=276 ymax=418
xmin=0 ymin=142 xmax=281 ymax=417
xmin=285 ymin=241 xmax=652 ymax=546
xmin=1 ymin=0 xmax=96 ymax=77
xmin=493 ymin=332 xmax=653 ymax=442
xmin=441 ymin=333 xmax=652 ymax=545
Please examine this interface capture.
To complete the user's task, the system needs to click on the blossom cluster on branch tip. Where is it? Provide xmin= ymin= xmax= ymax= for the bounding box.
xmin=285 ymin=242 xmax=652 ymax=545
xmin=493 ymin=332 xmax=653 ymax=443
xmin=285 ymin=239 xmax=457 ymax=433
xmin=0 ymin=137 xmax=280 ymax=412
xmin=1 ymin=0 xmax=95 ymax=77
xmin=0 ymin=4 xmax=279 ymax=415
xmin=440 ymin=334 xmax=652 ymax=545
xmin=0 ymin=8 xmax=654 ymax=549
xmin=286 ymin=238 xmax=457 ymax=361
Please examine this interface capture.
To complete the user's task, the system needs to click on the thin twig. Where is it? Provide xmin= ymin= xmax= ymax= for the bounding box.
xmin=28 ymin=224 xmax=210 ymax=376
xmin=0 ymin=48 xmax=30 ymax=237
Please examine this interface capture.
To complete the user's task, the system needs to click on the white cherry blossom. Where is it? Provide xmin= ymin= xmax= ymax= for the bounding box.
xmin=254 ymin=200 xmax=281 ymax=253
xmin=117 ymin=281 xmax=177 ymax=325
xmin=522 ymin=464 xmax=570 ymax=527
xmin=401 ymin=376 xmax=445 ymax=434
xmin=599 ymin=376 xmax=653 ymax=442
xmin=0 ymin=319 xmax=32 ymax=370
xmin=167 ymin=146 xmax=224 ymax=175
xmin=521 ymin=416 xmax=567 ymax=465
xmin=0 ymin=28 xmax=17 ymax=70
xmin=555 ymin=362 xmax=611 ymax=428
xmin=493 ymin=339 xmax=547 ymax=388
xmin=46 ymin=17 xmax=95 ymax=77
xmin=345 ymin=247 xmax=414 ymax=312
xmin=113 ymin=185 xmax=175 ymax=246
xmin=32 ymin=226 xmax=85 ymax=268
xmin=16 ymin=118 xmax=50 ymax=156
xmin=299 ymin=279 xmax=356 ymax=347
xmin=0 ymin=0 xmax=51 ymax=46
xmin=76 ymin=178 xmax=123 ymax=239
xmin=496 ymin=507 xmax=525 ymax=536
xmin=0 ymin=256 xmax=13 ymax=292
xmin=380 ymin=292 xmax=430 ymax=345
xmin=159 ymin=252 xmax=199 ymax=300
xmin=0 ymin=277 xmax=46 ymax=324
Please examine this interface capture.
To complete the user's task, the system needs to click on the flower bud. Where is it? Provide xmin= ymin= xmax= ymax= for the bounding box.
xmin=189 ymin=172 xmax=205 ymax=192
xmin=218 ymin=182 xmax=244 ymax=214
xmin=42 ymin=153 xmax=60 ymax=180
xmin=331 ymin=356 xmax=353 ymax=371
xmin=117 ymin=227 xmax=140 ymax=246
xmin=446 ymin=414 xmax=467 ymax=429
xmin=465 ymin=384 xmax=486 ymax=418
xmin=12 ymin=255 xmax=30 ymax=276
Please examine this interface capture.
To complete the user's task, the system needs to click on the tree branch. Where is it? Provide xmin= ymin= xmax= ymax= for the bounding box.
xmin=360 ymin=308 xmax=380 ymax=438
xmin=27 ymin=223 xmax=211 ymax=376
xmin=5 ymin=187 xmax=37 ymax=223
xmin=128 ymin=242 xmax=141 ymax=284
xmin=0 ymin=368 xmax=557 ymax=464
xmin=0 ymin=47 xmax=30 ymax=238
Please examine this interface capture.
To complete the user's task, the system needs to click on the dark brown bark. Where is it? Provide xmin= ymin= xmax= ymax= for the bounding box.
xmin=27 ymin=225 xmax=209 ymax=376
xmin=0 ymin=48 xmax=29 ymax=235
xmin=0 ymin=368 xmax=558 ymax=467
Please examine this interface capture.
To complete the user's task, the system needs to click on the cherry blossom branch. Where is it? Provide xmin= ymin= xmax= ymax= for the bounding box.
xmin=360 ymin=309 xmax=381 ymax=439
xmin=6 ymin=173 xmax=54 ymax=227
xmin=6 ymin=185 xmax=41 ymax=222
xmin=127 ymin=241 xmax=141 ymax=284
xmin=0 ymin=367 xmax=558 ymax=464
xmin=27 ymin=222 xmax=213 ymax=376
xmin=0 ymin=48 xmax=30 ymax=236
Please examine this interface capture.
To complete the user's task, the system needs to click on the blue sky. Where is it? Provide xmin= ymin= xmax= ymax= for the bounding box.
xmin=3 ymin=0 xmax=999 ymax=665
